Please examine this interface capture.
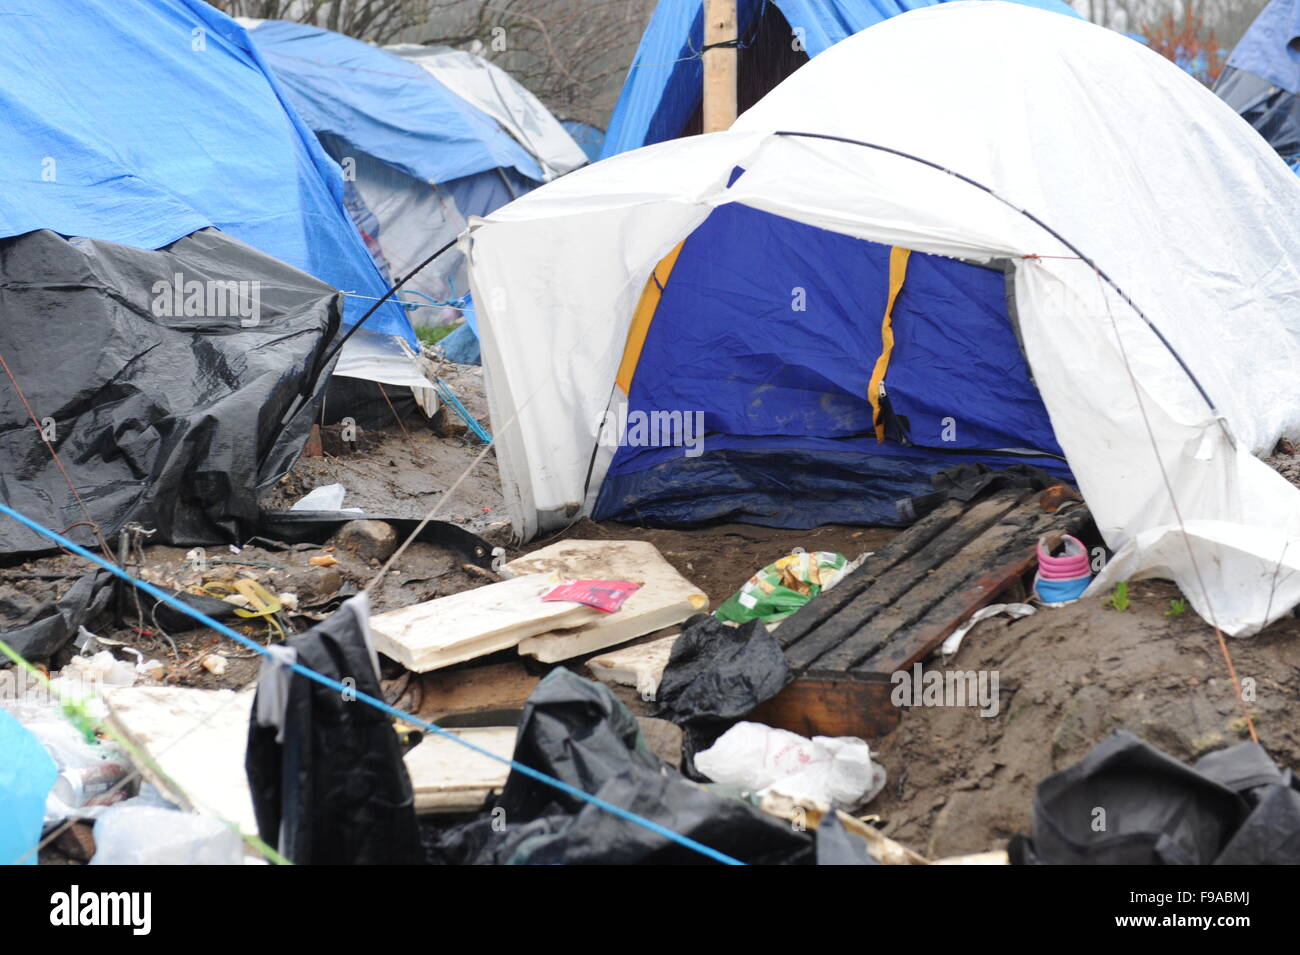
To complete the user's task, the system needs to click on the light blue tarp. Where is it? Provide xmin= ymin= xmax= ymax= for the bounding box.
xmin=246 ymin=21 xmax=544 ymax=186
xmin=0 ymin=0 xmax=413 ymax=341
xmin=0 ymin=710 xmax=56 ymax=866
xmin=562 ymin=120 xmax=607 ymax=161
xmin=1227 ymin=0 xmax=1300 ymax=94
xmin=602 ymin=0 xmax=1080 ymax=158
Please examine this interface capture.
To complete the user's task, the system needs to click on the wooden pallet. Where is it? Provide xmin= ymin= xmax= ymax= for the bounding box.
xmin=748 ymin=488 xmax=1092 ymax=739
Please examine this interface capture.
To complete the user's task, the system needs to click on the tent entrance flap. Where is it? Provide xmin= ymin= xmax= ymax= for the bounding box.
xmin=594 ymin=202 xmax=1069 ymax=529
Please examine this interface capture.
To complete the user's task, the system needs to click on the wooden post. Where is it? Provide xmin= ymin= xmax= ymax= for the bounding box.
xmin=702 ymin=0 xmax=738 ymax=133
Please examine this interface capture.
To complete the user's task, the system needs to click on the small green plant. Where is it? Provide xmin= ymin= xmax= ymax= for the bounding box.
xmin=1108 ymin=581 xmax=1130 ymax=612
xmin=415 ymin=322 xmax=461 ymax=347
xmin=1166 ymin=597 xmax=1187 ymax=617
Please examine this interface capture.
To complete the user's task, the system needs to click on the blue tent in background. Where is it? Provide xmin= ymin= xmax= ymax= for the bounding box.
xmin=562 ymin=120 xmax=608 ymax=161
xmin=602 ymin=0 xmax=1080 ymax=158
xmin=0 ymin=0 xmax=413 ymax=343
xmin=244 ymin=21 xmax=587 ymax=369
xmin=1214 ymin=0 xmax=1300 ymax=169
xmin=246 ymin=21 xmax=546 ymax=201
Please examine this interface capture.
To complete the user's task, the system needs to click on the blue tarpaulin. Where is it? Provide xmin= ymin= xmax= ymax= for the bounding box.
xmin=1215 ymin=0 xmax=1300 ymax=169
xmin=1227 ymin=0 xmax=1300 ymax=94
xmin=0 ymin=710 xmax=56 ymax=866
xmin=246 ymin=21 xmax=545 ymax=186
xmin=0 ymin=0 xmax=413 ymax=341
xmin=602 ymin=0 xmax=1080 ymax=158
xmin=562 ymin=120 xmax=608 ymax=161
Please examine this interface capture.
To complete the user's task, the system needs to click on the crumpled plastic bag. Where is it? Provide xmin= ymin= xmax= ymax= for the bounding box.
xmin=715 ymin=550 xmax=851 ymax=624
xmin=90 ymin=805 xmax=244 ymax=865
xmin=0 ymin=710 xmax=57 ymax=865
xmin=694 ymin=721 xmax=886 ymax=810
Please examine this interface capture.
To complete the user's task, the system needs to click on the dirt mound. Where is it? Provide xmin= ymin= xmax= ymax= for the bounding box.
xmin=869 ymin=578 xmax=1300 ymax=857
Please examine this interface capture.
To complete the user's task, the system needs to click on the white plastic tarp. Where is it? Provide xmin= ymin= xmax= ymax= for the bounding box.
xmin=389 ymin=44 xmax=588 ymax=181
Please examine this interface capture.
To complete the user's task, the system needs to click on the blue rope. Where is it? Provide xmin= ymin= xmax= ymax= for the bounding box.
xmin=433 ymin=376 xmax=492 ymax=444
xmin=0 ymin=503 xmax=743 ymax=865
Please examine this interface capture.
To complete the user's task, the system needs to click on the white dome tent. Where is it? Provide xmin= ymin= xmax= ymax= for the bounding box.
xmin=463 ymin=2 xmax=1300 ymax=636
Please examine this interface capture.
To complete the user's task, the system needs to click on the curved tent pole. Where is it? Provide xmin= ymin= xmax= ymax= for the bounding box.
xmin=769 ymin=129 xmax=1226 ymax=431
xmin=313 ymin=236 xmax=461 ymax=378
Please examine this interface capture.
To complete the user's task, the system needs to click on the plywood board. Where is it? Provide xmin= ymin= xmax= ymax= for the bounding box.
xmin=508 ymin=540 xmax=706 ymax=662
xmin=404 ymin=726 xmax=515 ymax=813
xmin=368 ymin=573 xmax=602 ymax=672
xmin=105 ymin=686 xmax=258 ymax=837
xmin=587 ymin=633 xmax=679 ymax=699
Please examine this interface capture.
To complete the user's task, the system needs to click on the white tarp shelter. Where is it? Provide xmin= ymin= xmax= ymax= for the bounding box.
xmin=464 ymin=2 xmax=1300 ymax=636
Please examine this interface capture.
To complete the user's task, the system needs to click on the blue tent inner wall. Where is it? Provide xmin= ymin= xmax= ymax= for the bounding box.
xmin=593 ymin=202 xmax=1070 ymax=528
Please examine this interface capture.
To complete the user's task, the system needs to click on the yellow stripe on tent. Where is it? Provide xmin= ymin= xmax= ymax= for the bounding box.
xmin=616 ymin=241 xmax=686 ymax=394
xmin=868 ymin=247 xmax=911 ymax=442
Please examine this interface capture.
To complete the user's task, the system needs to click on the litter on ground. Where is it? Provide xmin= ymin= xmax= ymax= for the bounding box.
xmin=3 ymin=0 xmax=1300 ymax=890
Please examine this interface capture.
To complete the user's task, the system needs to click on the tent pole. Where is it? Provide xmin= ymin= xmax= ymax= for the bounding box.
xmin=703 ymin=0 xmax=738 ymax=132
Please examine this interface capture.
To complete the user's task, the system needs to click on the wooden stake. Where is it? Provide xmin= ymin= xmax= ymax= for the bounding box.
xmin=702 ymin=0 xmax=738 ymax=133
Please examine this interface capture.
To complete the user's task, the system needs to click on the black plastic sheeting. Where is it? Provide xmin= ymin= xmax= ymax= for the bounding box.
xmin=896 ymin=462 xmax=1063 ymax=522
xmin=246 ymin=595 xmax=423 ymax=865
xmin=0 ymin=228 xmax=338 ymax=558
xmin=426 ymin=668 xmax=815 ymax=865
xmin=652 ymin=613 xmax=793 ymax=777
xmin=1011 ymin=730 xmax=1300 ymax=864
xmin=0 ymin=569 xmax=114 ymax=661
xmin=816 ymin=811 xmax=880 ymax=865
xmin=258 ymin=511 xmax=493 ymax=566
xmin=1215 ymin=66 xmax=1300 ymax=166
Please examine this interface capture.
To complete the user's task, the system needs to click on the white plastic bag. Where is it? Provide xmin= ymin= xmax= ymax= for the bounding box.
xmin=695 ymin=721 xmax=885 ymax=809
xmin=90 ymin=805 xmax=244 ymax=865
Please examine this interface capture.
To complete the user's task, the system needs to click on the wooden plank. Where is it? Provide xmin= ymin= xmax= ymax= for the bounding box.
xmin=861 ymin=506 xmax=1092 ymax=676
xmin=774 ymin=498 xmax=966 ymax=650
xmin=858 ymin=551 xmax=1039 ymax=677
xmin=746 ymin=671 xmax=898 ymax=739
xmin=813 ymin=496 xmax=1062 ymax=671
xmin=702 ymin=0 xmax=738 ymax=133
xmin=781 ymin=490 xmax=1029 ymax=671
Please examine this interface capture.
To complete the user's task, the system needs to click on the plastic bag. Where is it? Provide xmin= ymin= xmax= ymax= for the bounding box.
xmin=0 ymin=710 xmax=57 ymax=865
xmin=715 ymin=550 xmax=850 ymax=624
xmin=90 ymin=805 xmax=244 ymax=865
xmin=695 ymin=721 xmax=885 ymax=810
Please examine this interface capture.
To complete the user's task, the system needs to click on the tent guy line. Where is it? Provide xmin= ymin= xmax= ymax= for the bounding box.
xmin=1089 ymin=268 xmax=1258 ymax=743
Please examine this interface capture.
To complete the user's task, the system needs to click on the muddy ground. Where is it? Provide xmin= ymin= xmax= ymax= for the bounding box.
xmin=6 ymin=367 xmax=1300 ymax=859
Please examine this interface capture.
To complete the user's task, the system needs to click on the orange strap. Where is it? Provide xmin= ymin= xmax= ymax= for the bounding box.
xmin=867 ymin=247 xmax=911 ymax=442
xmin=615 ymin=241 xmax=685 ymax=394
